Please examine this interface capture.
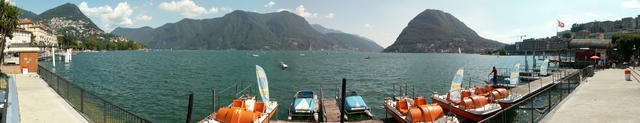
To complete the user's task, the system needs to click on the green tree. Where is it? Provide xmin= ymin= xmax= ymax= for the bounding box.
xmin=0 ymin=0 xmax=21 ymax=63
xmin=562 ymin=33 xmax=571 ymax=39
xmin=609 ymin=33 xmax=640 ymax=62
xmin=58 ymin=35 xmax=77 ymax=47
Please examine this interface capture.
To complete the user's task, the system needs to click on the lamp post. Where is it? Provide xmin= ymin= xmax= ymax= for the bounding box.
xmin=633 ymin=45 xmax=637 ymax=67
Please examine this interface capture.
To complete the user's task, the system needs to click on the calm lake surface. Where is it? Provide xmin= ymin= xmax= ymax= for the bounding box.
xmin=40 ymin=50 xmax=533 ymax=122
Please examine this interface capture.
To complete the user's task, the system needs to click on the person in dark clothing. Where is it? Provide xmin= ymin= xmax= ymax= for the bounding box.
xmin=491 ymin=66 xmax=498 ymax=85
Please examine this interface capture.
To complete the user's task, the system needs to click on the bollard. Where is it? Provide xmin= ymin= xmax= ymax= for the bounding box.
xmin=211 ymin=88 xmax=216 ymax=113
xmin=625 ymin=69 xmax=631 ymax=81
xmin=21 ymin=65 xmax=28 ymax=74
xmin=340 ymin=78 xmax=346 ymax=123
xmin=186 ymin=92 xmax=194 ymax=123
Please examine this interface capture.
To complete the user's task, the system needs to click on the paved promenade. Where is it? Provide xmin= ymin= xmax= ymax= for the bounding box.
xmin=541 ymin=69 xmax=640 ymax=123
xmin=14 ymin=73 xmax=88 ymax=123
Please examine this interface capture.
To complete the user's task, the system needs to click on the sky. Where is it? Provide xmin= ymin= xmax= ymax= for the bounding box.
xmin=9 ymin=0 xmax=640 ymax=47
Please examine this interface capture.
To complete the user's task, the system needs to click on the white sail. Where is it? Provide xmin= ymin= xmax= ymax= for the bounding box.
xmin=256 ymin=65 xmax=270 ymax=104
xmin=449 ymin=67 xmax=464 ymax=101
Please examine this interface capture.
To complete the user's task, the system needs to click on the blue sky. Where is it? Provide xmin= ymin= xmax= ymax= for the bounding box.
xmin=9 ymin=0 xmax=640 ymax=47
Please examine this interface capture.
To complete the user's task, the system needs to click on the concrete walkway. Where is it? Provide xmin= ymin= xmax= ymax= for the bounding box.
xmin=541 ymin=69 xmax=640 ymax=123
xmin=14 ymin=73 xmax=88 ymax=123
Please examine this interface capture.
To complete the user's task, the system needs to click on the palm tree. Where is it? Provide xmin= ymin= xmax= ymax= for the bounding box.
xmin=0 ymin=0 xmax=22 ymax=63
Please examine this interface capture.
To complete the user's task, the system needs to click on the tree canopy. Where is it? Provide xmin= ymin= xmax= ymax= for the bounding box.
xmin=609 ymin=33 xmax=640 ymax=62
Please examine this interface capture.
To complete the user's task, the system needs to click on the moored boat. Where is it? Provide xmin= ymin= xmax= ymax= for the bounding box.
xmin=431 ymin=67 xmax=502 ymax=121
xmin=384 ymin=96 xmax=459 ymax=123
xmin=341 ymin=91 xmax=373 ymax=119
xmin=288 ymin=90 xmax=319 ymax=122
xmin=200 ymin=65 xmax=278 ymax=123
xmin=280 ymin=62 xmax=288 ymax=70
xmin=200 ymin=94 xmax=278 ymax=123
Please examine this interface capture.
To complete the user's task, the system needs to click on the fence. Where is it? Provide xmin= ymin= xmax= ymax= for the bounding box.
xmin=37 ymin=65 xmax=152 ymax=123
xmin=479 ymin=65 xmax=594 ymax=123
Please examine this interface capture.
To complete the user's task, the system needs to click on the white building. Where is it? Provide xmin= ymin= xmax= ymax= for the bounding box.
xmin=5 ymin=28 xmax=32 ymax=45
xmin=18 ymin=19 xmax=57 ymax=46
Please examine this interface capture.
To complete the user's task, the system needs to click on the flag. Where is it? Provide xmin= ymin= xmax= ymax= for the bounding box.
xmin=557 ymin=20 xmax=564 ymax=28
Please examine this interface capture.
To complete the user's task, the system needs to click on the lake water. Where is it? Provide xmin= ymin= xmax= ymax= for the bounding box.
xmin=39 ymin=50 xmax=533 ymax=122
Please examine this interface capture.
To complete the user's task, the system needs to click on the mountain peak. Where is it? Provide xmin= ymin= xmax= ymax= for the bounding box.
xmin=19 ymin=3 xmax=128 ymax=42
xmin=383 ymin=9 xmax=503 ymax=53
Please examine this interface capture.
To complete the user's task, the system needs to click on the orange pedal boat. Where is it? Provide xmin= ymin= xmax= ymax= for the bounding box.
xmin=200 ymin=95 xmax=278 ymax=123
xmin=384 ymin=96 xmax=459 ymax=123
xmin=431 ymin=89 xmax=502 ymax=122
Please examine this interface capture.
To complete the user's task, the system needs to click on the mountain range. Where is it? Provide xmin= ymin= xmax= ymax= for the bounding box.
xmin=111 ymin=10 xmax=383 ymax=51
xmin=18 ymin=3 xmax=126 ymax=42
xmin=383 ymin=9 xmax=504 ymax=53
xmin=17 ymin=3 xmax=502 ymax=53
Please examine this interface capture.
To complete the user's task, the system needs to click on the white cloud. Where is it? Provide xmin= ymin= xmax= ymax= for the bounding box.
xmin=295 ymin=5 xmax=317 ymax=18
xmin=622 ymin=0 xmax=640 ymax=8
xmin=79 ymin=1 xmax=134 ymax=31
xmin=264 ymin=1 xmax=275 ymax=8
xmin=364 ymin=24 xmax=373 ymax=29
xmin=220 ymin=7 xmax=233 ymax=12
xmin=325 ymin=13 xmax=334 ymax=19
xmin=158 ymin=0 xmax=219 ymax=18
xmin=135 ymin=15 xmax=152 ymax=21
xmin=5 ymin=0 xmax=15 ymax=6
xmin=277 ymin=8 xmax=290 ymax=12
xmin=585 ymin=13 xmax=599 ymax=18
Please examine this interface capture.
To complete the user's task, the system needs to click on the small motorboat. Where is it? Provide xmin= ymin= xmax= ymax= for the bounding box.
xmin=341 ymin=91 xmax=373 ymax=119
xmin=364 ymin=56 xmax=370 ymax=60
xmin=280 ymin=62 xmax=288 ymax=70
xmin=384 ymin=96 xmax=459 ymax=123
xmin=200 ymin=94 xmax=278 ymax=123
xmin=252 ymin=54 xmax=260 ymax=57
xmin=288 ymin=90 xmax=319 ymax=122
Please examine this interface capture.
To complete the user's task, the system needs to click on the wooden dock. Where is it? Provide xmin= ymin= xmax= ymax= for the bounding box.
xmin=541 ymin=69 xmax=640 ymax=122
xmin=321 ymin=98 xmax=341 ymax=122
xmin=509 ymin=69 xmax=579 ymax=100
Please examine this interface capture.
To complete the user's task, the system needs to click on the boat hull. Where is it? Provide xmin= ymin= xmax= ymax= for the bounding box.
xmin=431 ymin=98 xmax=494 ymax=122
xmin=498 ymin=102 xmax=512 ymax=109
xmin=262 ymin=105 xmax=278 ymax=123
xmin=382 ymin=103 xmax=408 ymax=123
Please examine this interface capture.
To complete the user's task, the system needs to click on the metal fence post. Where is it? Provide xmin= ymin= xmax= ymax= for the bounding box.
xmin=81 ymin=89 xmax=84 ymax=113
xmin=548 ymin=88 xmax=552 ymax=109
xmin=531 ymin=99 xmax=534 ymax=122
xmin=57 ymin=77 xmax=60 ymax=93
xmin=104 ymin=101 xmax=107 ymax=123
xmin=67 ymin=81 xmax=70 ymax=99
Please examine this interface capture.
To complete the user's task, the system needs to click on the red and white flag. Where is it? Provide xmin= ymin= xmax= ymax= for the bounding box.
xmin=557 ymin=20 xmax=565 ymax=28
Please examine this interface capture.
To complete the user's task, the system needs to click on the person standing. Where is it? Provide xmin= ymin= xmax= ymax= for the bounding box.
xmin=491 ymin=66 xmax=498 ymax=85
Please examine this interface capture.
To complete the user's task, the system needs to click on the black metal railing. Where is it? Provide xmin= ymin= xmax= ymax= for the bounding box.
xmin=37 ymin=65 xmax=152 ymax=123
xmin=479 ymin=65 xmax=594 ymax=123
